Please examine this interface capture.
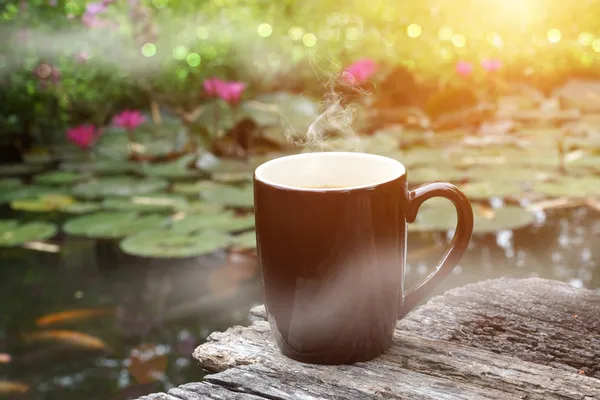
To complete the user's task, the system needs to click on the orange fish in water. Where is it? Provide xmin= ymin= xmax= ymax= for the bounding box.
xmin=35 ymin=308 xmax=114 ymax=327
xmin=0 ymin=353 xmax=10 ymax=363
xmin=22 ymin=330 xmax=109 ymax=351
xmin=0 ymin=381 xmax=29 ymax=394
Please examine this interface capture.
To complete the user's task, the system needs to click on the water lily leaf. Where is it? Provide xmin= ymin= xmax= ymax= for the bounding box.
xmin=137 ymin=154 xmax=200 ymax=180
xmin=169 ymin=211 xmax=254 ymax=234
xmin=232 ymin=230 xmax=256 ymax=250
xmin=59 ymin=202 xmax=103 ymax=214
xmin=0 ymin=163 xmax=43 ymax=176
xmin=34 ymin=171 xmax=87 ymax=186
xmin=0 ymin=178 xmax=22 ymax=191
xmin=72 ymin=177 xmax=169 ymax=199
xmin=60 ymin=160 xmax=135 ymax=175
xmin=63 ymin=212 xmax=166 ymax=238
xmin=203 ymin=159 xmax=256 ymax=183
xmin=0 ymin=185 xmax=67 ymax=204
xmin=102 ymin=194 xmax=188 ymax=212
xmin=411 ymin=202 xmax=535 ymax=233
xmin=246 ymin=92 xmax=320 ymax=134
xmin=120 ymin=229 xmax=231 ymax=258
xmin=409 ymin=167 xmax=466 ymax=184
xmin=11 ymin=194 xmax=75 ymax=212
xmin=0 ymin=220 xmax=58 ymax=246
xmin=171 ymin=180 xmax=217 ymax=196
xmin=466 ymin=167 xmax=555 ymax=182
xmin=182 ymin=201 xmax=224 ymax=213
xmin=534 ymin=178 xmax=600 ymax=198
xmin=460 ymin=181 xmax=523 ymax=200
xmin=200 ymin=183 xmax=254 ymax=208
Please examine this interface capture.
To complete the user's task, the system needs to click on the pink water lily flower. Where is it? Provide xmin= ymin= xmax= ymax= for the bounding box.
xmin=456 ymin=61 xmax=473 ymax=76
xmin=481 ymin=58 xmax=502 ymax=72
xmin=86 ymin=2 xmax=107 ymax=15
xmin=67 ymin=125 xmax=100 ymax=149
xmin=112 ymin=110 xmax=146 ymax=131
xmin=203 ymin=77 xmax=224 ymax=97
xmin=343 ymin=59 xmax=378 ymax=84
xmin=216 ymin=81 xmax=246 ymax=105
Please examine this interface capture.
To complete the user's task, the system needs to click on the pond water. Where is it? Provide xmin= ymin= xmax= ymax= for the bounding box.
xmin=1 ymin=203 xmax=599 ymax=399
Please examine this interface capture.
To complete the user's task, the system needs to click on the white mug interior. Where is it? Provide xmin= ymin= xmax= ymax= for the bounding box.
xmin=254 ymin=152 xmax=406 ymax=191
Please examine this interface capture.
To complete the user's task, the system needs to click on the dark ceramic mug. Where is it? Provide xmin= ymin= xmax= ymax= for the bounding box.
xmin=253 ymin=152 xmax=473 ymax=364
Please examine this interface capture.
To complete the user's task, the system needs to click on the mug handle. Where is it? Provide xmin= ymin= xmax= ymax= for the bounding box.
xmin=398 ymin=182 xmax=474 ymax=319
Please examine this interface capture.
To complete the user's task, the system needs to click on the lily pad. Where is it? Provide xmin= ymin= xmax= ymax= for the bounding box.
xmin=59 ymin=202 xmax=103 ymax=214
xmin=60 ymin=160 xmax=135 ymax=175
xmin=34 ymin=171 xmax=87 ymax=186
xmin=11 ymin=194 xmax=75 ymax=212
xmin=0 ymin=163 xmax=44 ymax=177
xmin=232 ymin=230 xmax=257 ymax=250
xmin=183 ymin=201 xmax=224 ymax=214
xmin=171 ymin=180 xmax=217 ymax=196
xmin=120 ymin=229 xmax=231 ymax=259
xmin=0 ymin=186 xmax=67 ymax=204
xmin=204 ymin=160 xmax=256 ymax=183
xmin=460 ymin=181 xmax=523 ymax=200
xmin=533 ymin=178 xmax=600 ymax=198
xmin=72 ymin=177 xmax=169 ymax=199
xmin=137 ymin=154 xmax=200 ymax=180
xmin=102 ymin=194 xmax=188 ymax=212
xmin=200 ymin=184 xmax=254 ymax=208
xmin=412 ymin=203 xmax=535 ymax=234
xmin=0 ymin=178 xmax=22 ymax=191
xmin=409 ymin=167 xmax=466 ymax=184
xmin=244 ymin=92 xmax=320 ymax=134
xmin=466 ymin=167 xmax=555 ymax=182
xmin=63 ymin=212 xmax=166 ymax=239
xmin=169 ymin=211 xmax=255 ymax=234
xmin=0 ymin=220 xmax=58 ymax=246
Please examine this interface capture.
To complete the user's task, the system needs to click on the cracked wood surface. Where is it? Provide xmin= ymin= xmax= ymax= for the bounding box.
xmin=136 ymin=278 xmax=600 ymax=400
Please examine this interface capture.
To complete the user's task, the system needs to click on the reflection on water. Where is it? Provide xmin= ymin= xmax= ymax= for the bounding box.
xmin=0 ymin=206 xmax=599 ymax=399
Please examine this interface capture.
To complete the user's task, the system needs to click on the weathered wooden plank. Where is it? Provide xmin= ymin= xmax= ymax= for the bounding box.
xmin=136 ymin=278 xmax=600 ymax=399
xmin=135 ymin=382 xmax=265 ymax=399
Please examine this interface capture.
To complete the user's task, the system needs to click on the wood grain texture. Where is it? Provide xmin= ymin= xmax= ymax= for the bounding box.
xmin=135 ymin=278 xmax=600 ymax=400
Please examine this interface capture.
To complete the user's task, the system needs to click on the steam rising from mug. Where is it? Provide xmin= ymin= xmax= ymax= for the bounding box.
xmin=283 ymin=57 xmax=373 ymax=153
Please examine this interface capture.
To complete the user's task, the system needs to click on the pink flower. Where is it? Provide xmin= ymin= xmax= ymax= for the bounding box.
xmin=342 ymin=59 xmax=378 ymax=84
xmin=112 ymin=110 xmax=146 ymax=131
xmin=456 ymin=61 xmax=473 ymax=76
xmin=86 ymin=2 xmax=107 ymax=15
xmin=216 ymin=81 xmax=246 ymax=105
xmin=481 ymin=58 xmax=502 ymax=72
xmin=67 ymin=125 xmax=100 ymax=149
xmin=76 ymin=51 xmax=90 ymax=63
xmin=203 ymin=77 xmax=224 ymax=97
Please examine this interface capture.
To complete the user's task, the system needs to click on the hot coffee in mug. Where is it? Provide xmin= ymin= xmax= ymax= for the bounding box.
xmin=253 ymin=152 xmax=473 ymax=365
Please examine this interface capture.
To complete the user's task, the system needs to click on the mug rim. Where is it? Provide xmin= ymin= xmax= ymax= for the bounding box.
xmin=254 ymin=151 xmax=406 ymax=192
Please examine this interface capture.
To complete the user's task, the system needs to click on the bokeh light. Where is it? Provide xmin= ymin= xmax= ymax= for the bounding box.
xmin=452 ymin=34 xmax=466 ymax=48
xmin=547 ymin=29 xmax=562 ymax=43
xmin=257 ymin=23 xmax=272 ymax=38
xmin=439 ymin=27 xmax=453 ymax=41
xmin=407 ymin=24 xmax=422 ymax=38
xmin=345 ymin=27 xmax=361 ymax=41
xmin=196 ymin=26 xmax=209 ymax=40
xmin=289 ymin=27 xmax=304 ymax=40
xmin=173 ymin=46 xmax=188 ymax=60
xmin=141 ymin=43 xmax=156 ymax=57
xmin=593 ymin=39 xmax=600 ymax=52
xmin=579 ymin=32 xmax=594 ymax=46
xmin=64 ymin=2 xmax=79 ymax=14
xmin=186 ymin=53 xmax=201 ymax=67
xmin=302 ymin=33 xmax=317 ymax=47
